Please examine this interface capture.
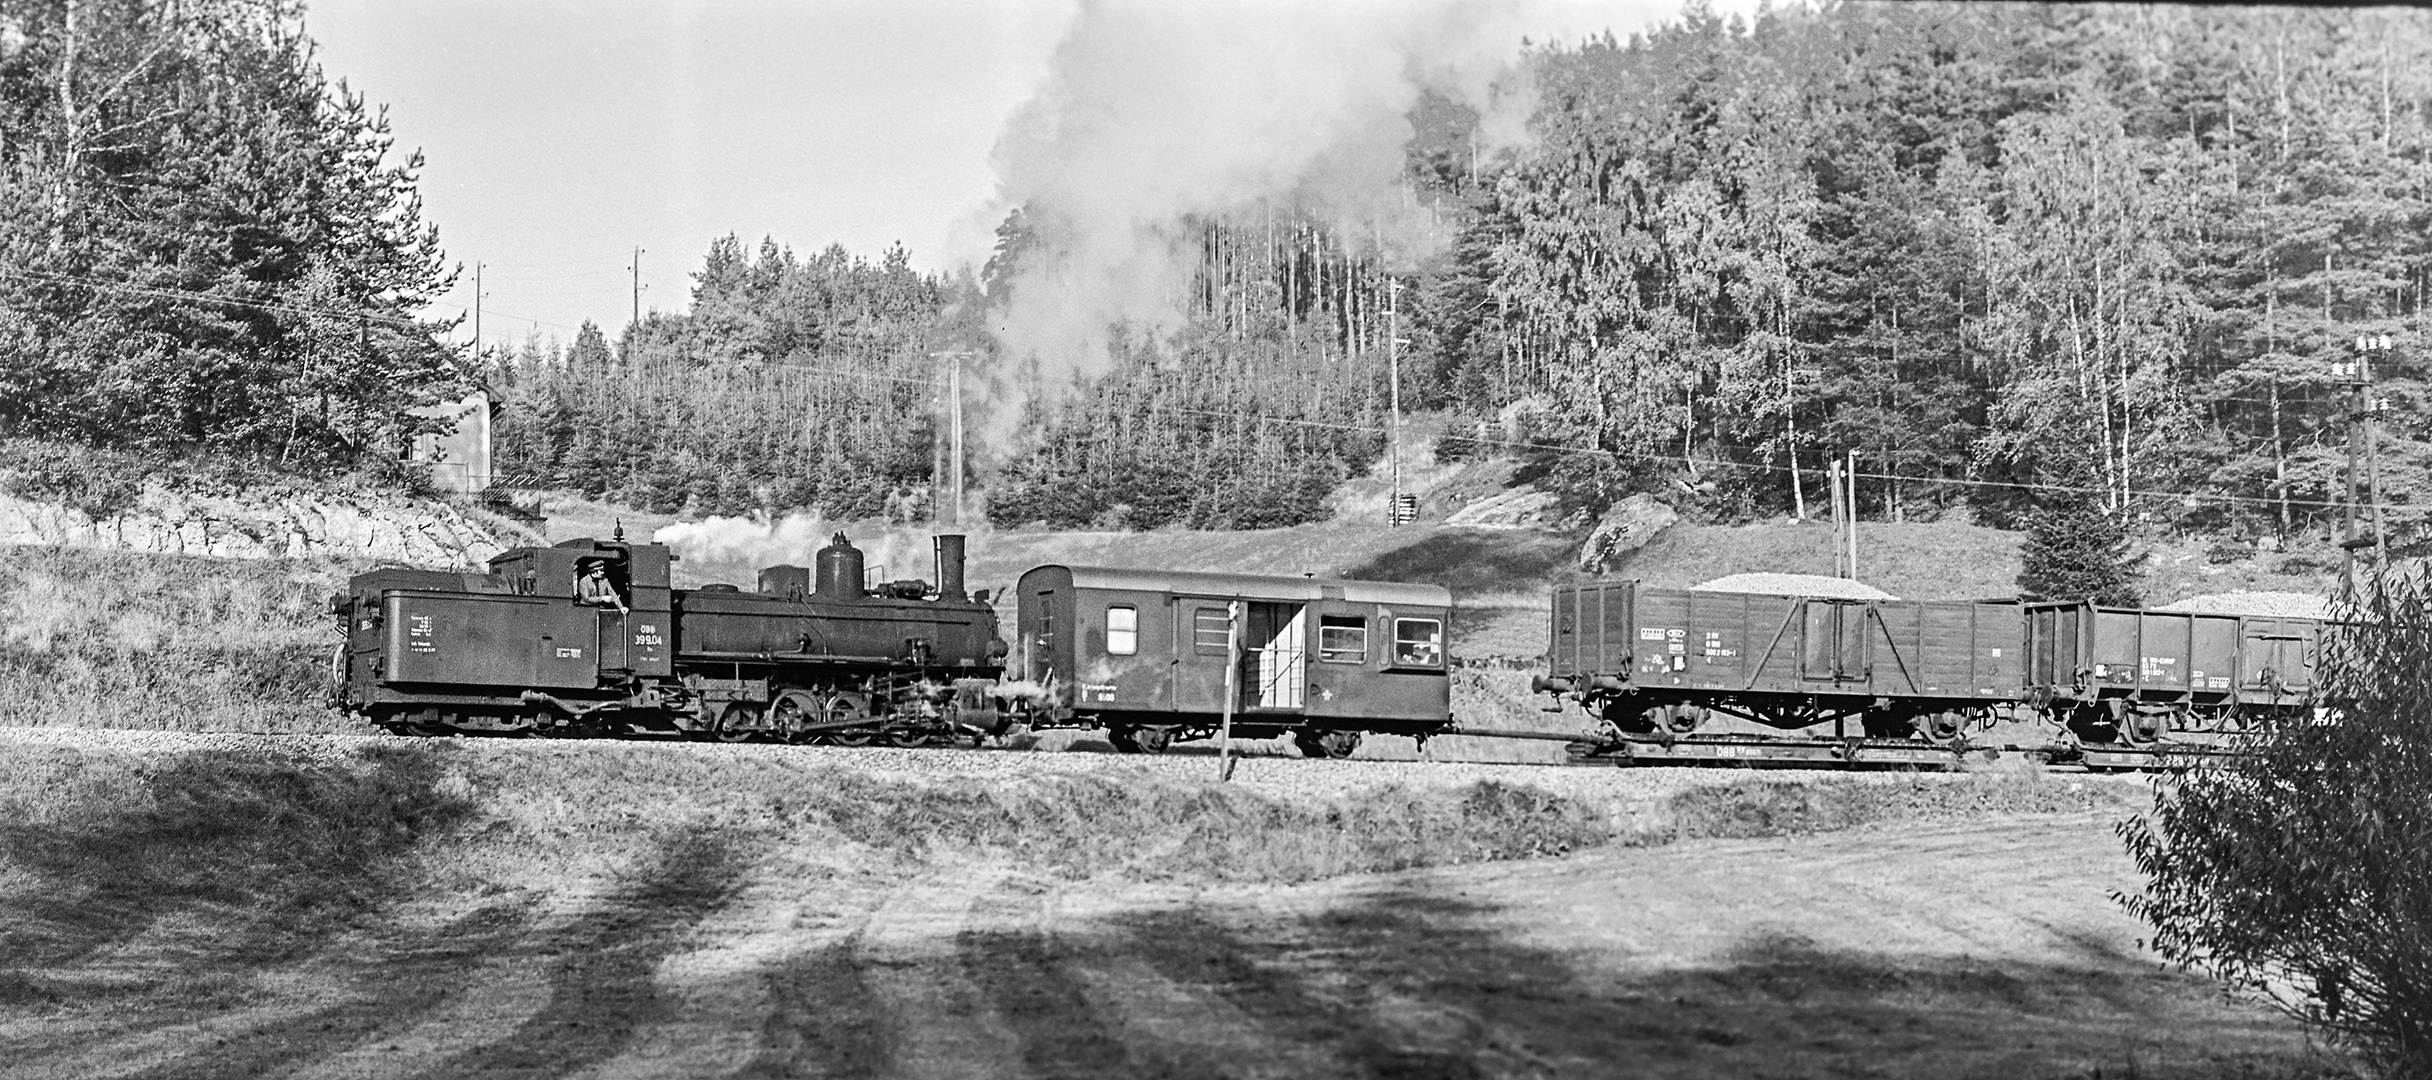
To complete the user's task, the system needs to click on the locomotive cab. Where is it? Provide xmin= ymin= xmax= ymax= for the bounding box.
xmin=486 ymin=538 xmax=674 ymax=679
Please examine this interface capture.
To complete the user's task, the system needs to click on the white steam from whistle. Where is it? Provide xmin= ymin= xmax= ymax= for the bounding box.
xmin=972 ymin=0 xmax=1547 ymax=444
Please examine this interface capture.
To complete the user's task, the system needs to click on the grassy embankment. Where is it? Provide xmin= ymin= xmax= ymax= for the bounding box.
xmin=0 ymin=548 xmax=358 ymax=731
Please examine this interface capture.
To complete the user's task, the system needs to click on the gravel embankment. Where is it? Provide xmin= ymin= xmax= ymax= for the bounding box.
xmin=0 ymin=725 xmax=2124 ymax=812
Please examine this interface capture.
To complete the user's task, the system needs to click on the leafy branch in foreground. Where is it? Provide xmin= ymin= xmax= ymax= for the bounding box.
xmin=2119 ymin=566 xmax=2432 ymax=1078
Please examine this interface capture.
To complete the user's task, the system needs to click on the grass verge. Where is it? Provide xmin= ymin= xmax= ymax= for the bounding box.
xmin=0 ymin=547 xmax=357 ymax=731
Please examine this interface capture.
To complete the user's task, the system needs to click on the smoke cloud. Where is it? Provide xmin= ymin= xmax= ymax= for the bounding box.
xmin=655 ymin=513 xmax=936 ymax=590
xmin=973 ymin=0 xmax=1543 ymax=439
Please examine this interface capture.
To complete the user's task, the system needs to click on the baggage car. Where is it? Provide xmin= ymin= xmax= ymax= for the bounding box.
xmin=1013 ymin=565 xmax=1453 ymax=757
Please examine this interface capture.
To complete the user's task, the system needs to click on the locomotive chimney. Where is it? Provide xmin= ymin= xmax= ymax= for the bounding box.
xmin=815 ymin=532 xmax=866 ymax=601
xmin=934 ymin=534 xmax=967 ymax=602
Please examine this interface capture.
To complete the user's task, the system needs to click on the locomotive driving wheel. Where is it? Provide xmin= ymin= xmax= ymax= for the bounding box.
xmin=767 ymin=691 xmax=824 ymax=743
xmin=817 ymin=691 xmax=873 ymax=746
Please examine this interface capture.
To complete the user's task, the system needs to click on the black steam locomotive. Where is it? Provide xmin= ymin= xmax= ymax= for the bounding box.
xmin=333 ymin=530 xmax=1011 ymax=743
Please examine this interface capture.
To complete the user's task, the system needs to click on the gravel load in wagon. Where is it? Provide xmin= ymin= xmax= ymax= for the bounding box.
xmin=2153 ymin=592 xmax=2331 ymax=620
xmin=1690 ymin=573 xmax=1898 ymax=600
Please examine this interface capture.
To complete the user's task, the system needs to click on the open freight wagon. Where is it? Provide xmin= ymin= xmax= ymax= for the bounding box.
xmin=1538 ymin=581 xmax=2023 ymax=765
xmin=2022 ymin=601 xmax=2319 ymax=766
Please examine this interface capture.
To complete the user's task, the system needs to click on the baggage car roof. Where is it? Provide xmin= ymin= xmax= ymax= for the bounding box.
xmin=1021 ymin=565 xmax=1451 ymax=608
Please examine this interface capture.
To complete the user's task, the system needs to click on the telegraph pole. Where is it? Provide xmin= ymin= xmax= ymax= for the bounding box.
xmin=629 ymin=247 xmax=646 ymax=332
xmin=472 ymin=262 xmax=483 ymax=350
xmin=1845 ymin=450 xmax=1860 ymax=583
xmin=2341 ymin=334 xmax=2394 ymax=588
xmin=1386 ymin=279 xmax=1412 ymax=526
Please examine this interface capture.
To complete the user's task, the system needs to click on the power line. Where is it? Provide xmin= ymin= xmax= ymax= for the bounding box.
xmin=1139 ymin=402 xmax=2421 ymax=516
xmin=0 ymin=266 xmax=432 ymax=329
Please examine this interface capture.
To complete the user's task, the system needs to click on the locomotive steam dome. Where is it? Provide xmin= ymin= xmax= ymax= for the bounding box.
xmin=815 ymin=532 xmax=865 ymax=600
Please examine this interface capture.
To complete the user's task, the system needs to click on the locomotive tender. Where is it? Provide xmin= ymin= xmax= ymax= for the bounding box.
xmin=335 ymin=530 xmax=1011 ymax=743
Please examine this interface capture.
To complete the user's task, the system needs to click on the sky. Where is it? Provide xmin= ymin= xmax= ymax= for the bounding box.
xmin=304 ymin=0 xmax=1756 ymax=350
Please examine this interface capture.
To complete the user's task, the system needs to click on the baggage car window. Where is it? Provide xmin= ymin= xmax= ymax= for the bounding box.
xmin=1318 ymin=615 xmax=1367 ymax=663
xmin=1106 ymin=605 xmax=1138 ymax=655
xmin=1394 ymin=618 xmax=1444 ymax=667
xmin=1194 ymin=607 xmax=1230 ymax=655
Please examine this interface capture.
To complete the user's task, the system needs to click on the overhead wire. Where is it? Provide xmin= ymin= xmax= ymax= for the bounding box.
xmin=1138 ymin=401 xmax=2419 ymax=517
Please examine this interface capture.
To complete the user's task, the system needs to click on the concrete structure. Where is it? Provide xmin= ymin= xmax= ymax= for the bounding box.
xmin=409 ymin=390 xmax=492 ymax=492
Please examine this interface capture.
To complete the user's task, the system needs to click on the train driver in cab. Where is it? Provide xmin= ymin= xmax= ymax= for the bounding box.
xmin=577 ymin=559 xmax=629 ymax=614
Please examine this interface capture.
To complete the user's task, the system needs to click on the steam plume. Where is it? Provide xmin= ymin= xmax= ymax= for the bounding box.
xmin=975 ymin=0 xmax=1541 ymax=440
xmin=655 ymin=514 xmax=934 ymax=590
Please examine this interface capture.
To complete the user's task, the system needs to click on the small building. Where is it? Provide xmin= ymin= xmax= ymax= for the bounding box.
xmin=408 ymin=390 xmax=492 ymax=492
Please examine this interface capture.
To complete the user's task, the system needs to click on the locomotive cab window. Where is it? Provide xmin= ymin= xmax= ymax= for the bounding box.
xmin=1193 ymin=607 xmax=1231 ymax=655
xmin=1393 ymin=618 xmax=1444 ymax=667
xmin=1105 ymin=605 xmax=1138 ymax=655
xmin=1318 ymin=615 xmax=1367 ymax=664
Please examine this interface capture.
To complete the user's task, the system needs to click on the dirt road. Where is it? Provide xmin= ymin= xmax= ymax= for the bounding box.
xmin=2 ymin=813 xmax=2314 ymax=1080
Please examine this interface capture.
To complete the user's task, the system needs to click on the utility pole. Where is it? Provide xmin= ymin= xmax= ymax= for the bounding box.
xmin=1845 ymin=450 xmax=1860 ymax=583
xmin=472 ymin=261 xmax=484 ymax=351
xmin=1386 ymin=278 xmax=1413 ymax=526
xmin=2340 ymin=334 xmax=2394 ymax=588
xmin=629 ymin=246 xmax=646 ymax=332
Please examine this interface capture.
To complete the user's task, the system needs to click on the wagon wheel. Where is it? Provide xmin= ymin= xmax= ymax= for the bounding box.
xmin=1318 ymin=729 xmax=1362 ymax=758
xmin=1107 ymin=727 xmax=1142 ymax=754
xmin=1292 ymin=729 xmax=1331 ymax=759
xmin=1914 ymin=711 xmax=1963 ymax=743
xmin=716 ymin=702 xmax=765 ymax=743
xmin=1132 ymin=726 xmax=1176 ymax=754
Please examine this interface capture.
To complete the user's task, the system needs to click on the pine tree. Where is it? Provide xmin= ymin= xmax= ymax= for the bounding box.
xmin=2016 ymin=487 xmax=2147 ymax=604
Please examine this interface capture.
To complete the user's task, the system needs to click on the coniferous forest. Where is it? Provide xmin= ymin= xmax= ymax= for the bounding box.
xmin=3 ymin=2 xmax=2430 ymax=547
xmin=495 ymin=3 xmax=2432 ymax=544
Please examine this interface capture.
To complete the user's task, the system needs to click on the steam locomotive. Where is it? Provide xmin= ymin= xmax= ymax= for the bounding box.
xmin=333 ymin=530 xmax=1012 ymax=744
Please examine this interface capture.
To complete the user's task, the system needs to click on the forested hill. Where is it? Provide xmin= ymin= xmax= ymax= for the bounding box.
xmin=491 ymin=4 xmax=2432 ymax=546
xmin=3 ymin=3 xmax=2427 ymax=549
xmin=1436 ymin=2 xmax=2432 ymax=546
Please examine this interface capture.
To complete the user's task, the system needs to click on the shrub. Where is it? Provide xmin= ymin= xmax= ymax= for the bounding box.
xmin=2119 ymin=567 xmax=2432 ymax=1078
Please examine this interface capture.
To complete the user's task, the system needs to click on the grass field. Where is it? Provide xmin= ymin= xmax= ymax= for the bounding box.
xmin=0 ymin=732 xmax=2320 ymax=1079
